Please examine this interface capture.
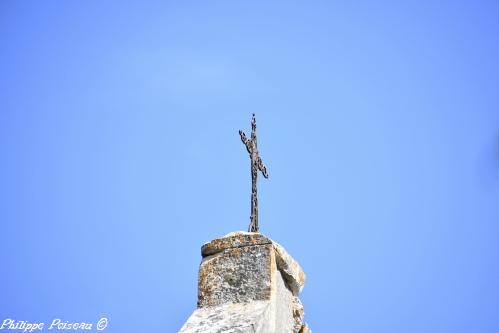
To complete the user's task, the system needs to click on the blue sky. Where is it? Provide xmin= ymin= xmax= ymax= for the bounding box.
xmin=1 ymin=1 xmax=498 ymax=332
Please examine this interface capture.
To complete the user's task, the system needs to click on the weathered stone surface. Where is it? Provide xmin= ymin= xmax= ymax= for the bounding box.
xmin=198 ymin=244 xmax=274 ymax=307
xmin=273 ymin=242 xmax=306 ymax=296
xmin=299 ymin=323 xmax=312 ymax=333
xmin=179 ymin=301 xmax=272 ymax=333
xmin=201 ymin=231 xmax=271 ymax=257
xmin=291 ymin=296 xmax=305 ymax=332
xmin=274 ymin=261 xmax=297 ymax=333
xmin=181 ymin=232 xmax=311 ymax=333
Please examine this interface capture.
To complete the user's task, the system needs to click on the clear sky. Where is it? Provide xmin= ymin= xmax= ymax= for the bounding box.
xmin=1 ymin=1 xmax=498 ymax=332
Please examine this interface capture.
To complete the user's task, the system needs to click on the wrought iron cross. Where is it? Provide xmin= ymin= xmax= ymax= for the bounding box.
xmin=239 ymin=113 xmax=268 ymax=233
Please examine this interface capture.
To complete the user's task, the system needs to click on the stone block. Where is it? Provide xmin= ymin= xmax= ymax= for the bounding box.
xmin=180 ymin=231 xmax=311 ymax=333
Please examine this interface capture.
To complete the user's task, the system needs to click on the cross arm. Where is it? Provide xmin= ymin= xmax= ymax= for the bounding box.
xmin=257 ymin=157 xmax=269 ymax=178
xmin=239 ymin=130 xmax=252 ymax=153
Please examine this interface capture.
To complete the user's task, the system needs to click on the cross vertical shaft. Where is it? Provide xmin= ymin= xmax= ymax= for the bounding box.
xmin=239 ymin=114 xmax=268 ymax=232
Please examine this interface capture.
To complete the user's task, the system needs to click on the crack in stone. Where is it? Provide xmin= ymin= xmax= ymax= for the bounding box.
xmin=202 ymin=242 xmax=273 ymax=258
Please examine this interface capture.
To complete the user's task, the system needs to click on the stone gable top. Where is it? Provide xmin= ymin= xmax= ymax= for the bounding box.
xmin=201 ymin=231 xmax=306 ymax=296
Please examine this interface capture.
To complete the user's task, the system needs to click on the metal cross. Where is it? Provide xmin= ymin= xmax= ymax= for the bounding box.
xmin=239 ymin=113 xmax=268 ymax=233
